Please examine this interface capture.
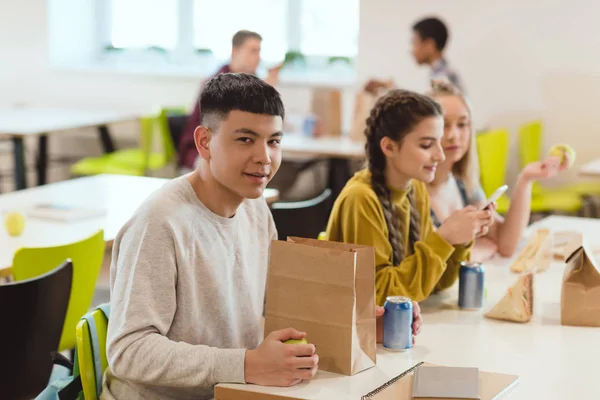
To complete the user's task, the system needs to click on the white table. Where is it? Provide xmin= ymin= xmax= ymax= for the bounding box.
xmin=282 ymin=134 xmax=365 ymax=160
xmin=281 ymin=134 xmax=366 ymax=202
xmin=0 ymin=175 xmax=279 ymax=276
xmin=216 ymin=215 xmax=600 ymax=399
xmin=579 ymin=157 xmax=600 ymax=177
xmin=0 ymin=108 xmax=139 ymax=190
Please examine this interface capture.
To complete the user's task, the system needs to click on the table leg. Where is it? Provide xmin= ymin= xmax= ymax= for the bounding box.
xmin=36 ymin=134 xmax=48 ymax=186
xmin=98 ymin=125 xmax=116 ymax=153
xmin=12 ymin=137 xmax=26 ymax=190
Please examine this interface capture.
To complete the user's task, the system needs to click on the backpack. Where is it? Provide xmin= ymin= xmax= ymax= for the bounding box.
xmin=36 ymin=303 xmax=111 ymax=400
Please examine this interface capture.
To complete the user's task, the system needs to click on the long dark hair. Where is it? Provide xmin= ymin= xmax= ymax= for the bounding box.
xmin=364 ymin=89 xmax=442 ymax=264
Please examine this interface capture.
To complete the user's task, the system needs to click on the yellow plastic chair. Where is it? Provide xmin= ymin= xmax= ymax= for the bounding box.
xmin=71 ymin=107 xmax=186 ymax=177
xmin=519 ymin=120 xmax=600 ymax=196
xmin=475 ymin=129 xmax=511 ymax=213
xmin=76 ymin=303 xmax=110 ymax=400
xmin=12 ymin=230 xmax=105 ymax=351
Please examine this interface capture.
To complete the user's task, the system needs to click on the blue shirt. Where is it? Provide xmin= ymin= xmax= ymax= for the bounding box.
xmin=431 ymin=58 xmax=464 ymax=92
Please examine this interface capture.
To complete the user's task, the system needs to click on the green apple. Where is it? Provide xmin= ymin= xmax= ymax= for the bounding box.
xmin=4 ymin=211 xmax=26 ymax=237
xmin=283 ymin=338 xmax=308 ymax=345
xmin=548 ymin=144 xmax=576 ymax=169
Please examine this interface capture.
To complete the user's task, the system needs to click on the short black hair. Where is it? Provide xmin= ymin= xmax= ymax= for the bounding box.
xmin=199 ymin=73 xmax=285 ymax=130
xmin=232 ymin=30 xmax=262 ymax=48
xmin=412 ymin=17 xmax=449 ymax=51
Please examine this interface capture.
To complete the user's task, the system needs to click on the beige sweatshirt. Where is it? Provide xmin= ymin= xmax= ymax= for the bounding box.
xmin=100 ymin=176 xmax=277 ymax=400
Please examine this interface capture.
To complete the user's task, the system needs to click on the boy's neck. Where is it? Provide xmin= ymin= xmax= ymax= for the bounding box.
xmin=429 ymin=53 xmax=443 ymax=67
xmin=187 ymin=166 xmax=245 ymax=218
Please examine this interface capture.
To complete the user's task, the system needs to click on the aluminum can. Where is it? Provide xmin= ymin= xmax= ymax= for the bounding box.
xmin=302 ymin=115 xmax=317 ymax=137
xmin=458 ymin=262 xmax=485 ymax=309
xmin=383 ymin=296 xmax=413 ymax=351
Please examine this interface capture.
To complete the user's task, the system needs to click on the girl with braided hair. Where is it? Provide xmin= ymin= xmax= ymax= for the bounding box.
xmin=325 ymin=88 xmax=493 ymax=306
xmin=426 ymin=80 xmax=569 ymax=261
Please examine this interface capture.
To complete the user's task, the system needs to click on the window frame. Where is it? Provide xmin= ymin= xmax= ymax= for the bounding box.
xmin=96 ymin=0 xmax=356 ymax=73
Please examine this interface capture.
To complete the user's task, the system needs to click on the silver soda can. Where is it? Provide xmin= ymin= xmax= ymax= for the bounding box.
xmin=458 ymin=262 xmax=485 ymax=309
xmin=383 ymin=296 xmax=413 ymax=351
xmin=302 ymin=115 xmax=317 ymax=137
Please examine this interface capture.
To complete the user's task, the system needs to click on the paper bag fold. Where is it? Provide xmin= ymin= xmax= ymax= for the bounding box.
xmin=485 ymin=273 xmax=534 ymax=323
xmin=561 ymin=242 xmax=600 ymax=327
xmin=264 ymin=237 xmax=377 ymax=376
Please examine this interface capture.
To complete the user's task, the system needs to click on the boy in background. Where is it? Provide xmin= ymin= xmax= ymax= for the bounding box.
xmin=179 ymin=30 xmax=281 ymax=171
xmin=411 ymin=17 xmax=465 ymax=92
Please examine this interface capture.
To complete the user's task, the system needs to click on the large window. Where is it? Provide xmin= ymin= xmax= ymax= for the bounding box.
xmin=193 ymin=0 xmax=288 ymax=62
xmin=299 ymin=0 xmax=359 ymax=58
xmin=101 ymin=0 xmax=359 ymax=69
xmin=110 ymin=0 xmax=178 ymax=50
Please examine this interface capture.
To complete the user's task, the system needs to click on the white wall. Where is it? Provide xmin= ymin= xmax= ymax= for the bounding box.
xmin=2 ymin=0 xmax=600 ymax=188
xmin=0 ymin=0 xmax=325 ymax=116
xmin=358 ymin=0 xmax=600 ymax=187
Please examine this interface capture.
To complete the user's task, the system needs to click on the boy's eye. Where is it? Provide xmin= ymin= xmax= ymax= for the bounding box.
xmin=269 ymin=139 xmax=281 ymax=146
xmin=237 ymin=137 xmax=253 ymax=143
xmin=420 ymin=144 xmax=433 ymax=149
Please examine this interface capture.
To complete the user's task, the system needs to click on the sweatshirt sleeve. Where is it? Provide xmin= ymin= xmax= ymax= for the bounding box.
xmin=327 ymin=185 xmax=457 ymax=305
xmin=106 ymin=212 xmax=246 ymax=388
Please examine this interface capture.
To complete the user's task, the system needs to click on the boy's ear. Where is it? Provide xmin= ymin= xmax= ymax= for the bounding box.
xmin=424 ymin=38 xmax=438 ymax=54
xmin=194 ymin=126 xmax=212 ymax=160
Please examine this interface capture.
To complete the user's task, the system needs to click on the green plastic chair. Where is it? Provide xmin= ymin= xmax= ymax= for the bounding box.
xmin=71 ymin=107 xmax=186 ymax=177
xmin=515 ymin=122 xmax=582 ymax=213
xmin=12 ymin=230 xmax=105 ymax=351
xmin=518 ymin=121 xmax=545 ymax=196
xmin=475 ymin=129 xmax=511 ymax=213
xmin=76 ymin=303 xmax=110 ymax=400
xmin=519 ymin=120 xmax=600 ymax=196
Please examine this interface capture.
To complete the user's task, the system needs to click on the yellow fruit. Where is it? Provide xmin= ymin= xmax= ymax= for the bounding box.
xmin=4 ymin=211 xmax=26 ymax=237
xmin=283 ymin=338 xmax=308 ymax=345
xmin=548 ymin=144 xmax=576 ymax=169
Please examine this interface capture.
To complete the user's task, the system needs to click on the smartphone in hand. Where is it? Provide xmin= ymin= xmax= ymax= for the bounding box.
xmin=480 ymin=185 xmax=508 ymax=210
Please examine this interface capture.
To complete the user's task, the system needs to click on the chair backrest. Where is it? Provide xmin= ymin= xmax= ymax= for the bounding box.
xmin=270 ymin=188 xmax=333 ymax=241
xmin=76 ymin=303 xmax=110 ymax=400
xmin=12 ymin=230 xmax=105 ymax=351
xmin=167 ymin=113 xmax=188 ymax=154
xmin=139 ymin=116 xmax=157 ymax=173
xmin=518 ymin=120 xmax=544 ymax=194
xmin=0 ymin=260 xmax=73 ymax=400
xmin=476 ymin=129 xmax=509 ymax=197
xmin=519 ymin=121 xmax=543 ymax=168
xmin=157 ymin=107 xmax=188 ymax=164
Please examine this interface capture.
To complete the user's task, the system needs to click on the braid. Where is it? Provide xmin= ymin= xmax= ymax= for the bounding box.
xmin=369 ymin=155 xmax=404 ymax=265
xmin=406 ymin=188 xmax=421 ymax=254
xmin=364 ymin=89 xmax=441 ymax=264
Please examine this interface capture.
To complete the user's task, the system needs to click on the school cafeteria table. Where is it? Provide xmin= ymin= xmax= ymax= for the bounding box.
xmin=0 ymin=108 xmax=140 ymax=190
xmin=0 ymin=174 xmax=279 ymax=278
xmin=579 ymin=157 xmax=600 ymax=178
xmin=282 ymin=134 xmax=365 ymax=202
xmin=216 ymin=215 xmax=600 ymax=399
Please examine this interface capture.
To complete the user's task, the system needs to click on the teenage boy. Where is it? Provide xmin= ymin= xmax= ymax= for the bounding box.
xmin=101 ymin=73 xmax=317 ymax=400
xmin=411 ymin=17 xmax=464 ymax=91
